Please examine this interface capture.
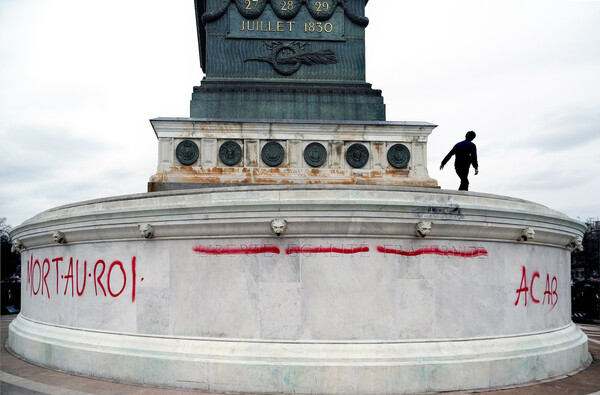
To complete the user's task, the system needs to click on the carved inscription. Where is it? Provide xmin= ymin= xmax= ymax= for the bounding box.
xmin=228 ymin=6 xmax=345 ymax=41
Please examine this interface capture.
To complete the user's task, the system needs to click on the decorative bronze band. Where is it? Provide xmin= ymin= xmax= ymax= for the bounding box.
xmin=202 ymin=0 xmax=368 ymax=27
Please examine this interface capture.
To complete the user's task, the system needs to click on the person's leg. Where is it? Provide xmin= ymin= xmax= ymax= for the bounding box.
xmin=455 ymin=167 xmax=469 ymax=191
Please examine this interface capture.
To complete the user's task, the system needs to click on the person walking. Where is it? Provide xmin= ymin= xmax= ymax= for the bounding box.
xmin=440 ymin=131 xmax=479 ymax=191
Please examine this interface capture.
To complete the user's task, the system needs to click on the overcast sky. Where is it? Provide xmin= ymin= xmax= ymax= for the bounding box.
xmin=1 ymin=0 xmax=599 ymax=228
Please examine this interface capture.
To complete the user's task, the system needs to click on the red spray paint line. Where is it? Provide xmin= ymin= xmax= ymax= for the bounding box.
xmin=376 ymin=246 xmax=488 ymax=258
xmin=193 ymin=246 xmax=281 ymax=255
xmin=285 ymin=246 xmax=370 ymax=255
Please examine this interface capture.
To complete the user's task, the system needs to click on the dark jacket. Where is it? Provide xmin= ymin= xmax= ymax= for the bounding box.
xmin=441 ymin=140 xmax=478 ymax=170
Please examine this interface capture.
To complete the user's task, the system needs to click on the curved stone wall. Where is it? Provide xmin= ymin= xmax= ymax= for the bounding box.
xmin=8 ymin=186 xmax=590 ymax=393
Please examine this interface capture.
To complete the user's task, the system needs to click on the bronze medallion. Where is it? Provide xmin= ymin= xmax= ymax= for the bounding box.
xmin=261 ymin=141 xmax=285 ymax=167
xmin=175 ymin=140 xmax=199 ymax=166
xmin=304 ymin=142 xmax=327 ymax=167
xmin=219 ymin=141 xmax=243 ymax=166
xmin=346 ymin=143 xmax=369 ymax=168
xmin=387 ymin=144 xmax=411 ymax=169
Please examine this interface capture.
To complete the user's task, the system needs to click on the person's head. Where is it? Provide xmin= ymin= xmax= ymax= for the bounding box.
xmin=465 ymin=131 xmax=476 ymax=141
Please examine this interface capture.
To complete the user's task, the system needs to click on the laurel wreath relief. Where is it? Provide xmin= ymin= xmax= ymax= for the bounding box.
xmin=245 ymin=41 xmax=338 ymax=76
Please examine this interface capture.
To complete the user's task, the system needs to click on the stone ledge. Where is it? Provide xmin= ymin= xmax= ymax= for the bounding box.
xmin=8 ymin=315 xmax=590 ymax=393
xmin=12 ymin=186 xmax=586 ymax=250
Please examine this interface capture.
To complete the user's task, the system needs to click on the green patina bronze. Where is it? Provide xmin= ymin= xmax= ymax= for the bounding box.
xmin=261 ymin=141 xmax=286 ymax=166
xmin=192 ymin=0 xmax=384 ymax=121
xmin=387 ymin=143 xmax=411 ymax=169
xmin=304 ymin=142 xmax=327 ymax=167
xmin=219 ymin=141 xmax=243 ymax=166
xmin=345 ymin=143 xmax=369 ymax=168
xmin=176 ymin=140 xmax=200 ymax=166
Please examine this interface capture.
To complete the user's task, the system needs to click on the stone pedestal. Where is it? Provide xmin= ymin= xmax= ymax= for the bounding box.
xmin=8 ymin=186 xmax=590 ymax=393
xmin=148 ymin=118 xmax=438 ymax=191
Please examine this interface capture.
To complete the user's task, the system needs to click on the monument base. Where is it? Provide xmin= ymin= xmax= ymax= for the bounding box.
xmin=190 ymin=81 xmax=386 ymax=121
xmin=148 ymin=118 xmax=438 ymax=191
xmin=8 ymin=315 xmax=590 ymax=393
xmin=8 ymin=185 xmax=589 ymax=394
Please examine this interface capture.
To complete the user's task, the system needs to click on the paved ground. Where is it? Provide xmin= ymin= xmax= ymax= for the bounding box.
xmin=1 ymin=314 xmax=599 ymax=395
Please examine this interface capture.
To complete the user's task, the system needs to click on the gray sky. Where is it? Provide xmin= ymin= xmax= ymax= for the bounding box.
xmin=1 ymin=0 xmax=599 ymax=228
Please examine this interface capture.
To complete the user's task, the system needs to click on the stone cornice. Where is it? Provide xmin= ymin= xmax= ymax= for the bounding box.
xmin=12 ymin=186 xmax=586 ymax=250
xmin=150 ymin=118 xmax=437 ymax=141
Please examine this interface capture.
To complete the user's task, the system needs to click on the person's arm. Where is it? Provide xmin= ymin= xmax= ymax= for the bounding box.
xmin=440 ymin=147 xmax=455 ymax=170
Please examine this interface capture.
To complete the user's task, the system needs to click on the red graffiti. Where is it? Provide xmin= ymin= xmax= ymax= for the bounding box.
xmin=42 ymin=259 xmax=50 ymax=297
xmin=543 ymin=274 xmax=558 ymax=309
xmin=377 ymin=246 xmax=488 ymax=258
xmin=26 ymin=254 xmax=137 ymax=302
xmin=131 ymin=256 xmax=136 ymax=302
xmin=76 ymin=259 xmax=87 ymax=296
xmin=514 ymin=266 xmax=529 ymax=306
xmin=94 ymin=260 xmax=107 ymax=296
xmin=192 ymin=244 xmax=488 ymax=258
xmin=30 ymin=259 xmax=40 ymax=295
xmin=63 ymin=258 xmax=74 ymax=297
xmin=286 ymin=245 xmax=369 ymax=255
xmin=52 ymin=257 xmax=62 ymax=294
xmin=514 ymin=266 xmax=558 ymax=310
xmin=193 ymin=245 xmax=281 ymax=255
xmin=107 ymin=261 xmax=126 ymax=297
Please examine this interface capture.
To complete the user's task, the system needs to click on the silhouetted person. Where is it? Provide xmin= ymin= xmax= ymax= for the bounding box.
xmin=440 ymin=131 xmax=479 ymax=191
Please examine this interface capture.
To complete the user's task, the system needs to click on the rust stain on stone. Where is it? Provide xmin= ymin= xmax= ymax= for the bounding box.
xmin=333 ymin=144 xmax=344 ymax=157
xmin=149 ymin=166 xmax=435 ymax=188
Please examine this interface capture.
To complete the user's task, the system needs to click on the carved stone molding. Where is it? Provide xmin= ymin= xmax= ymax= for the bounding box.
xmin=416 ymin=221 xmax=432 ymax=238
xmin=138 ymin=223 xmax=155 ymax=240
xmin=270 ymin=218 xmax=288 ymax=236
xmin=518 ymin=227 xmax=535 ymax=242
xmin=566 ymin=236 xmax=584 ymax=252
xmin=52 ymin=231 xmax=67 ymax=244
xmin=11 ymin=238 xmax=24 ymax=253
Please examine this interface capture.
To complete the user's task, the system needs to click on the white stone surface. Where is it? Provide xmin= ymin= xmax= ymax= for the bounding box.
xmin=149 ymin=119 xmax=438 ymax=187
xmin=8 ymin=185 xmax=590 ymax=393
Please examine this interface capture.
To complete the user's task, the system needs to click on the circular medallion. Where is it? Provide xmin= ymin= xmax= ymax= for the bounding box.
xmin=219 ymin=141 xmax=242 ymax=166
xmin=304 ymin=142 xmax=327 ymax=168
xmin=346 ymin=143 xmax=369 ymax=168
xmin=175 ymin=140 xmax=199 ymax=166
xmin=387 ymin=144 xmax=411 ymax=169
xmin=261 ymin=141 xmax=285 ymax=167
